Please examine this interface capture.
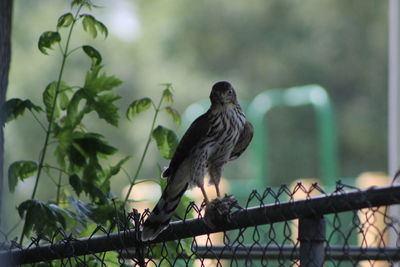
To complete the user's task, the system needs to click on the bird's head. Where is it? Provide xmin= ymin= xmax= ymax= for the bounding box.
xmin=210 ymin=81 xmax=238 ymax=107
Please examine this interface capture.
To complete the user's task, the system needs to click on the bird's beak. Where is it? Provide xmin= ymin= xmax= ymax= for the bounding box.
xmin=219 ymin=99 xmax=225 ymax=105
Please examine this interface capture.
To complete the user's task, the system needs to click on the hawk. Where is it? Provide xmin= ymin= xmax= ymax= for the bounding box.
xmin=141 ymin=81 xmax=253 ymax=241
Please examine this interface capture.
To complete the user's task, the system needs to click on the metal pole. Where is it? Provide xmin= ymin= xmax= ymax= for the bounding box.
xmin=389 ymin=0 xmax=400 ymax=180
xmin=299 ymin=216 xmax=326 ymax=267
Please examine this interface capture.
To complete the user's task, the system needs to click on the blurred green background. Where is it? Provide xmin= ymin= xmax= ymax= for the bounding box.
xmin=2 ymin=0 xmax=388 ymax=237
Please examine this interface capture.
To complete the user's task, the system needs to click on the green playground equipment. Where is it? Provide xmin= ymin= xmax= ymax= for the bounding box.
xmin=246 ymin=84 xmax=338 ymax=188
xmin=182 ymin=84 xmax=338 ymax=189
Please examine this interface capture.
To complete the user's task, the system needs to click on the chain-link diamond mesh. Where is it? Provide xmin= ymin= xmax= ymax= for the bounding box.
xmin=2 ymin=181 xmax=400 ymax=266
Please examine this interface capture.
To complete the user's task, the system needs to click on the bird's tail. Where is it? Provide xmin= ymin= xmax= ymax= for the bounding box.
xmin=141 ymin=181 xmax=188 ymax=242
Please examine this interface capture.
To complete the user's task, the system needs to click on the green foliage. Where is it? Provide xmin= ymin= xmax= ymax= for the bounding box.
xmin=126 ymin=97 xmax=152 ymax=120
xmin=43 ymin=81 xmax=69 ymax=121
xmin=80 ymin=14 xmax=108 ymax=38
xmin=3 ymin=98 xmax=42 ymax=124
xmin=82 ymin=45 xmax=102 ymax=66
xmin=18 ymin=200 xmax=70 ymax=237
xmin=8 ymin=161 xmax=38 ymax=192
xmin=38 ymin=31 xmax=61 ymax=55
xmin=152 ymin=125 xmax=178 ymax=159
xmin=7 ymin=5 xmax=189 ymax=266
xmin=57 ymin=13 xmax=74 ymax=29
xmin=165 ymin=107 xmax=181 ymax=126
xmin=162 ymin=86 xmax=174 ymax=105
xmin=7 ymin=2 xmax=133 ymax=244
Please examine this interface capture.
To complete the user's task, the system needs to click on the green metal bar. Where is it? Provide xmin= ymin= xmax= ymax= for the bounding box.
xmin=246 ymin=85 xmax=338 ymax=187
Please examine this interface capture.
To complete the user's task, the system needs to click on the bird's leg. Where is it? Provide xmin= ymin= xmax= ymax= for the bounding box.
xmin=199 ymin=184 xmax=210 ymax=205
xmin=209 ymin=163 xmax=223 ymax=198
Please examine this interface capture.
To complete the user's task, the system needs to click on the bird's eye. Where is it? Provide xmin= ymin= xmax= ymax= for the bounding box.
xmin=227 ymin=90 xmax=232 ymax=95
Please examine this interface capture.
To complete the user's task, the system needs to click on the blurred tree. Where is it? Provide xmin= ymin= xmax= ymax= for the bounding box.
xmin=132 ymin=0 xmax=388 ymax=183
xmin=5 ymin=0 xmax=389 ymax=189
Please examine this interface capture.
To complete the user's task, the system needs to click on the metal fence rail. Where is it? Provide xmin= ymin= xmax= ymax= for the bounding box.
xmin=2 ymin=182 xmax=400 ymax=266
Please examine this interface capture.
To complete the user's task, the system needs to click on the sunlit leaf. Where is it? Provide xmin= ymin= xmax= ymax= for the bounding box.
xmin=81 ymin=14 xmax=97 ymax=38
xmin=83 ymin=65 xmax=123 ymax=95
xmin=82 ymin=45 xmax=102 ymax=66
xmin=162 ymin=87 xmax=174 ymax=104
xmin=8 ymin=161 xmax=38 ymax=192
xmin=65 ymin=89 xmax=88 ymax=127
xmin=59 ymin=91 xmax=70 ymax=110
xmin=43 ymin=82 xmax=58 ymax=121
xmin=57 ymin=13 xmax=74 ymax=29
xmin=165 ymin=107 xmax=181 ymax=126
xmin=152 ymin=125 xmax=179 ymax=159
xmin=3 ymin=98 xmax=42 ymax=124
xmin=38 ymin=31 xmax=61 ymax=55
xmin=43 ymin=81 xmax=69 ymax=122
xmin=126 ymin=98 xmax=152 ymax=120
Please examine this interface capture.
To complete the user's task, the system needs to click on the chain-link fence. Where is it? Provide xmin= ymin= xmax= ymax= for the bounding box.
xmin=2 ymin=181 xmax=400 ymax=266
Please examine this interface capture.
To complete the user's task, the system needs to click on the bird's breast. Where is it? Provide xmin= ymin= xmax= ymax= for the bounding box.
xmin=205 ymin=108 xmax=245 ymax=160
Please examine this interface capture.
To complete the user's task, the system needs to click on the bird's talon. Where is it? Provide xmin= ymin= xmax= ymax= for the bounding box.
xmin=204 ymin=195 xmax=241 ymax=229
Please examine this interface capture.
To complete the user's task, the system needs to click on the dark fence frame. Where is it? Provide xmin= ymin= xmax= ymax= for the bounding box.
xmin=2 ymin=184 xmax=400 ymax=265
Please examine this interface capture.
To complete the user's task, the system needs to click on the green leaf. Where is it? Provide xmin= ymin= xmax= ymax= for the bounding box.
xmin=73 ymin=132 xmax=118 ymax=156
xmin=59 ymin=91 xmax=70 ymax=110
xmin=165 ymin=107 xmax=181 ymax=126
xmin=90 ymin=94 xmax=121 ymax=126
xmin=38 ymin=31 xmax=61 ymax=55
xmin=126 ymin=98 xmax=152 ymax=120
xmin=18 ymin=200 xmax=69 ymax=237
xmin=43 ymin=82 xmax=58 ymax=121
xmin=43 ymin=81 xmax=69 ymax=122
xmin=95 ymin=20 xmax=108 ymax=38
xmin=162 ymin=87 xmax=174 ymax=104
xmin=3 ymin=98 xmax=42 ymax=124
xmin=71 ymin=0 xmax=94 ymax=9
xmin=152 ymin=125 xmax=179 ymax=159
xmin=57 ymin=13 xmax=74 ymax=29
xmin=103 ymin=156 xmax=131 ymax=181
xmin=69 ymin=174 xmax=83 ymax=196
xmin=81 ymin=14 xmax=98 ymax=38
xmin=82 ymin=180 xmax=108 ymax=204
xmin=54 ymin=126 xmax=73 ymax=167
xmin=8 ymin=161 xmax=38 ymax=192
xmin=65 ymin=89 xmax=88 ymax=127
xmin=82 ymin=45 xmax=102 ymax=66
xmin=83 ymin=65 xmax=123 ymax=95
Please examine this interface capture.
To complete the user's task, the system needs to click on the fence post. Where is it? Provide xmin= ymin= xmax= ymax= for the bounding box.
xmin=299 ymin=216 xmax=326 ymax=267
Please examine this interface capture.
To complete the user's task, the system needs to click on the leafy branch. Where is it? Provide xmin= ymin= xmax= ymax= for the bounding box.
xmin=124 ymin=85 xmax=181 ymax=206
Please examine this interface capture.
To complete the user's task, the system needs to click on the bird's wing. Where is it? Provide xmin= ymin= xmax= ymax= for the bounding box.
xmin=162 ymin=110 xmax=211 ymax=178
xmin=229 ymin=121 xmax=254 ymax=161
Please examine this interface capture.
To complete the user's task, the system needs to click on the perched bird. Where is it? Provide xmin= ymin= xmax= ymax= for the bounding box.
xmin=141 ymin=81 xmax=253 ymax=241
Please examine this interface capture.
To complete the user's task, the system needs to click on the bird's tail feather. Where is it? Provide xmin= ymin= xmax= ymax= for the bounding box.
xmin=141 ymin=181 xmax=188 ymax=242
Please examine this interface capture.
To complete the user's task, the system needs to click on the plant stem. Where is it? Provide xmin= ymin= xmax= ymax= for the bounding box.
xmin=123 ymin=97 xmax=164 ymax=206
xmin=19 ymin=5 xmax=83 ymax=246
xmin=56 ymin=171 xmax=63 ymax=205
